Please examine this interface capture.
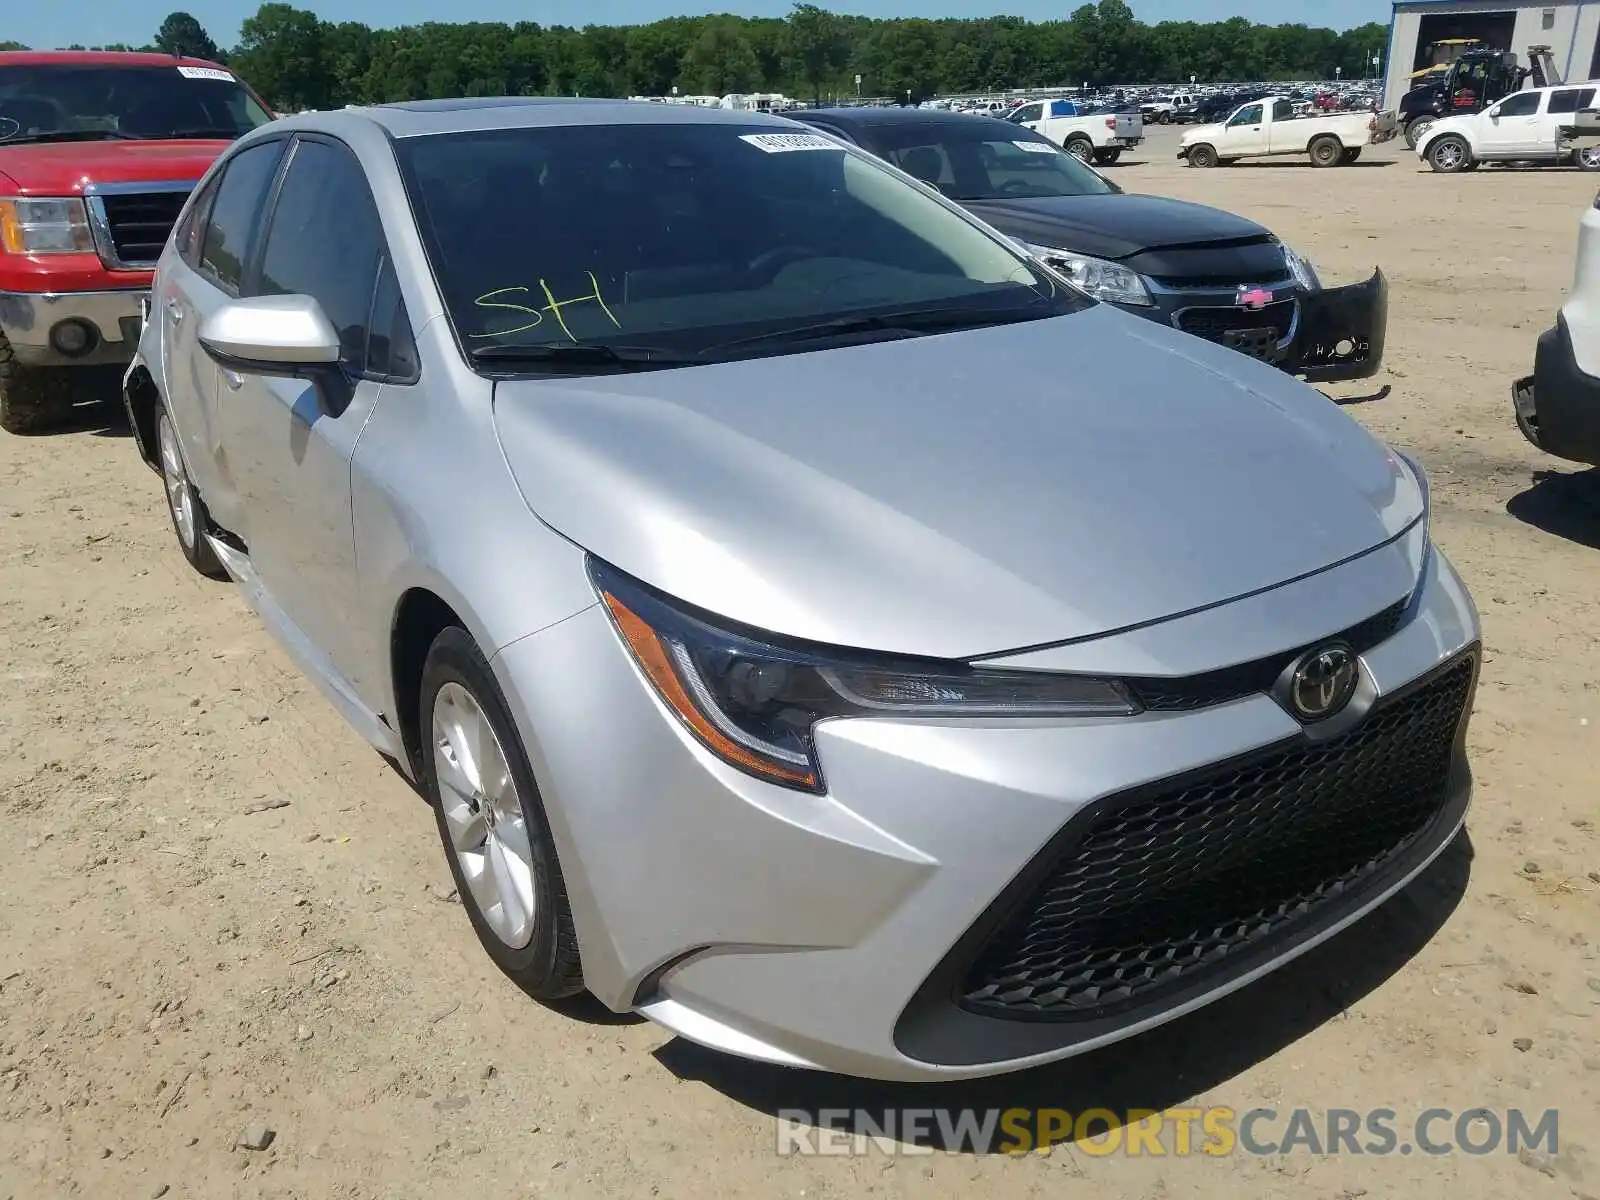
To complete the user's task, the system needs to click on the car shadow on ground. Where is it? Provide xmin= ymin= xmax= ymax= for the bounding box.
xmin=5 ymin=368 xmax=132 ymax=439
xmin=1220 ymin=160 xmax=1395 ymax=169
xmin=651 ymin=830 xmax=1473 ymax=1152
xmin=1506 ymin=468 xmax=1600 ymax=550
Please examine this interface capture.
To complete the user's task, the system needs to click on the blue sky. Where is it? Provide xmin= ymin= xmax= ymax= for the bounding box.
xmin=14 ymin=0 xmax=1391 ymax=56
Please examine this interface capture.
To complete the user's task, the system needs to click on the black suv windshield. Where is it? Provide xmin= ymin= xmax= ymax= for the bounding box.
xmin=0 ymin=64 xmax=272 ymax=144
xmin=869 ymin=124 xmax=1120 ymax=202
xmin=397 ymin=121 xmax=1089 ymax=365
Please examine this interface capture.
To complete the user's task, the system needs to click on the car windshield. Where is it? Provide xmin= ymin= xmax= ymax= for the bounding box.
xmin=0 ymin=64 xmax=272 ymax=144
xmin=872 ymin=125 xmax=1119 ymax=201
xmin=397 ymin=121 xmax=1089 ymax=365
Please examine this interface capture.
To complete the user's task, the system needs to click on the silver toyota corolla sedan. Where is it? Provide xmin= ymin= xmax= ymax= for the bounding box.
xmin=123 ymin=97 xmax=1481 ymax=1082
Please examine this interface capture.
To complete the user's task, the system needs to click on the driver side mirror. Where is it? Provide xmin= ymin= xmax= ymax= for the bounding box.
xmin=198 ymin=294 xmax=350 ymax=409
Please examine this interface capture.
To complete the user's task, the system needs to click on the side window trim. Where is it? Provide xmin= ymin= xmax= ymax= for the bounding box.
xmin=195 ymin=136 xmax=288 ymax=297
xmin=177 ymin=174 xmax=220 ymax=269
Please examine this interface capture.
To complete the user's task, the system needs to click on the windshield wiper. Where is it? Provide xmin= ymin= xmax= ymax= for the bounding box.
xmin=469 ymin=342 xmax=700 ymax=370
xmin=154 ymin=127 xmax=247 ymax=140
xmin=702 ymin=302 xmax=1051 ymax=357
xmin=0 ymin=130 xmax=137 ymax=145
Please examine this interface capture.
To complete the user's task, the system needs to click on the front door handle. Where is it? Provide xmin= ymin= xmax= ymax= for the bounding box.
xmin=221 ymin=368 xmax=244 ymax=391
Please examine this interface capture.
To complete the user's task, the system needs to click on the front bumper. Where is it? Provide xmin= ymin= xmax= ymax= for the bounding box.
xmin=1129 ymin=268 xmax=1387 ymax=384
xmin=1512 ymin=313 xmax=1600 ymax=466
xmin=0 ymin=289 xmax=148 ymax=368
xmin=493 ymin=534 xmax=1479 ymax=1081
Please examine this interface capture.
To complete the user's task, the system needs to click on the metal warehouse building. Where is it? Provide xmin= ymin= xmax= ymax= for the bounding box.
xmin=1383 ymin=0 xmax=1600 ymax=108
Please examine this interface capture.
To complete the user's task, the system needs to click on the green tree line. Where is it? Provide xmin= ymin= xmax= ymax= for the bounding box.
xmin=16 ymin=2 xmax=1388 ymax=112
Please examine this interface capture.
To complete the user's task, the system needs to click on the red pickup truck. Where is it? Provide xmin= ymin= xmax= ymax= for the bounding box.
xmin=0 ymin=50 xmax=273 ymax=432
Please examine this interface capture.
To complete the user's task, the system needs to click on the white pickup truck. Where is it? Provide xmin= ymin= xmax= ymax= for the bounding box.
xmin=1179 ymin=96 xmax=1397 ymax=168
xmin=1416 ymin=82 xmax=1600 ymax=172
xmin=1005 ymin=97 xmax=1144 ymax=166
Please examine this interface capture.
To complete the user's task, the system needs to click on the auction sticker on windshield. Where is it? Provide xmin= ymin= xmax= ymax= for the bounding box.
xmin=1013 ymin=141 xmax=1057 ymax=153
xmin=740 ymin=133 xmax=838 ymax=153
xmin=176 ymin=66 xmax=234 ymax=81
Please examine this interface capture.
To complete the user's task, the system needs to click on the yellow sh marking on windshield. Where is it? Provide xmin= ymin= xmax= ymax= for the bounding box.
xmin=472 ymin=272 xmax=621 ymax=341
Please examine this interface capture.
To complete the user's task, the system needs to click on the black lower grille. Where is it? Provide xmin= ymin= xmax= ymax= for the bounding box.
xmin=97 ymin=189 xmax=190 ymax=268
xmin=1176 ymin=300 xmax=1296 ymax=349
xmin=1127 ymin=597 xmax=1408 ymax=713
xmin=959 ymin=656 xmax=1475 ymax=1021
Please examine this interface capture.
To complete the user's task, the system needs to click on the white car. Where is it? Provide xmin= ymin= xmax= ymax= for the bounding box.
xmin=1005 ymin=97 xmax=1144 ymax=165
xmin=1513 ymin=188 xmax=1600 ymax=463
xmin=1416 ymin=82 xmax=1600 ymax=172
xmin=1180 ymin=96 xmax=1396 ymax=168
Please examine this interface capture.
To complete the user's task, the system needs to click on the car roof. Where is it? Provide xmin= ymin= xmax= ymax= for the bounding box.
xmin=796 ymin=107 xmax=1028 ymax=138
xmin=335 ymin=96 xmax=804 ymax=139
xmin=0 ymin=50 xmax=229 ymax=70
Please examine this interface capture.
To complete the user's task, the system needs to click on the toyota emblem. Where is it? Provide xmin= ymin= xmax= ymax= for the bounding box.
xmin=1288 ymin=645 xmax=1358 ymax=721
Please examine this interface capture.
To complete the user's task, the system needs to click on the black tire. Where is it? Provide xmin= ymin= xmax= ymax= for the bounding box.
xmin=1576 ymin=146 xmax=1600 ymax=172
xmin=1428 ymin=134 xmax=1472 ymax=173
xmin=1157 ymin=111 xmax=1171 ymax=124
xmin=1341 ymin=147 xmax=1363 ymax=164
xmin=1065 ymin=136 xmax=1093 ymax=162
xmin=1187 ymin=142 xmax=1218 ymax=168
xmin=154 ymin=401 xmax=226 ymax=578
xmin=1309 ymin=135 xmax=1344 ymax=168
xmin=420 ymin=626 xmax=584 ymax=1001
xmin=0 ymin=331 xmax=75 ymax=435
xmin=1092 ymin=147 xmax=1122 ymax=166
xmin=1404 ymin=116 xmax=1435 ymax=151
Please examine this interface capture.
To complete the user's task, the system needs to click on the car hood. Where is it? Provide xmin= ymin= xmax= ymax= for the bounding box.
xmin=1182 ymin=121 xmax=1228 ymax=144
xmin=492 ymin=305 xmax=1422 ymax=660
xmin=0 ymin=139 xmax=230 ymax=194
xmin=963 ymin=193 xmax=1271 ymax=261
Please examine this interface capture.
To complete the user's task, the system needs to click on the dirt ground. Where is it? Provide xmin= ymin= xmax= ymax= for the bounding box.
xmin=2 ymin=124 xmax=1598 ymax=1200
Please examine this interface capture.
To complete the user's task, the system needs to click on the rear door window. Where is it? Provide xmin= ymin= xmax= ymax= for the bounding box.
xmin=198 ymin=139 xmax=285 ymax=294
xmin=1548 ymin=87 xmax=1596 ymax=113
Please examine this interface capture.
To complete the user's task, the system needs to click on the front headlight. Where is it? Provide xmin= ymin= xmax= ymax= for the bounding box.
xmin=0 ymin=197 xmax=95 ymax=256
xmin=1281 ymin=243 xmax=1321 ymax=291
xmin=1019 ymin=242 xmax=1155 ymax=306
xmin=592 ymin=560 xmax=1141 ymax=793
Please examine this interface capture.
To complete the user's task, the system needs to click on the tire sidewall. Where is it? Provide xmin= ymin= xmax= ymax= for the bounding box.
xmin=1189 ymin=143 xmax=1216 ymax=168
xmin=420 ymin=626 xmax=575 ymax=992
xmin=1066 ymin=137 xmax=1092 ymax=161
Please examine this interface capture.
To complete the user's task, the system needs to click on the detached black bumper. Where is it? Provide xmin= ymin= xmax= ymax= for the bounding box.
xmin=1290 ymin=268 xmax=1387 ymax=384
xmin=1130 ymin=268 xmax=1387 ymax=384
xmin=1512 ymin=314 xmax=1600 ymax=466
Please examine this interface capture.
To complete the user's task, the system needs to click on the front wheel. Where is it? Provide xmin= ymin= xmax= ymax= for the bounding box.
xmin=421 ymin=626 xmax=584 ymax=1000
xmin=1428 ymin=134 xmax=1472 ymax=173
xmin=1309 ymin=135 xmax=1344 ymax=168
xmin=1576 ymin=145 xmax=1600 ymax=172
xmin=1157 ymin=111 xmax=1171 ymax=125
xmin=1186 ymin=142 xmax=1218 ymax=168
xmin=0 ymin=332 xmax=75 ymax=435
xmin=1092 ymin=147 xmax=1122 ymax=166
xmin=1065 ymin=136 xmax=1093 ymax=162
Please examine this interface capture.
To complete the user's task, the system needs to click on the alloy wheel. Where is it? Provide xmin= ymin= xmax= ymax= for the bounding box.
xmin=432 ymin=681 xmax=538 ymax=949
xmin=157 ymin=412 xmax=197 ymax=551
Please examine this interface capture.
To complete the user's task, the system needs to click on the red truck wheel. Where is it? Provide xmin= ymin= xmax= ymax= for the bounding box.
xmin=0 ymin=331 xmax=75 ymax=435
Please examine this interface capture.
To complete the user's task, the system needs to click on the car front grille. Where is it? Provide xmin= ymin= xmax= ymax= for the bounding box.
xmin=90 ymin=188 xmax=191 ymax=269
xmin=1126 ymin=597 xmax=1409 ymax=712
xmin=1175 ymin=300 xmax=1297 ymax=356
xmin=958 ymin=655 xmax=1475 ymax=1021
